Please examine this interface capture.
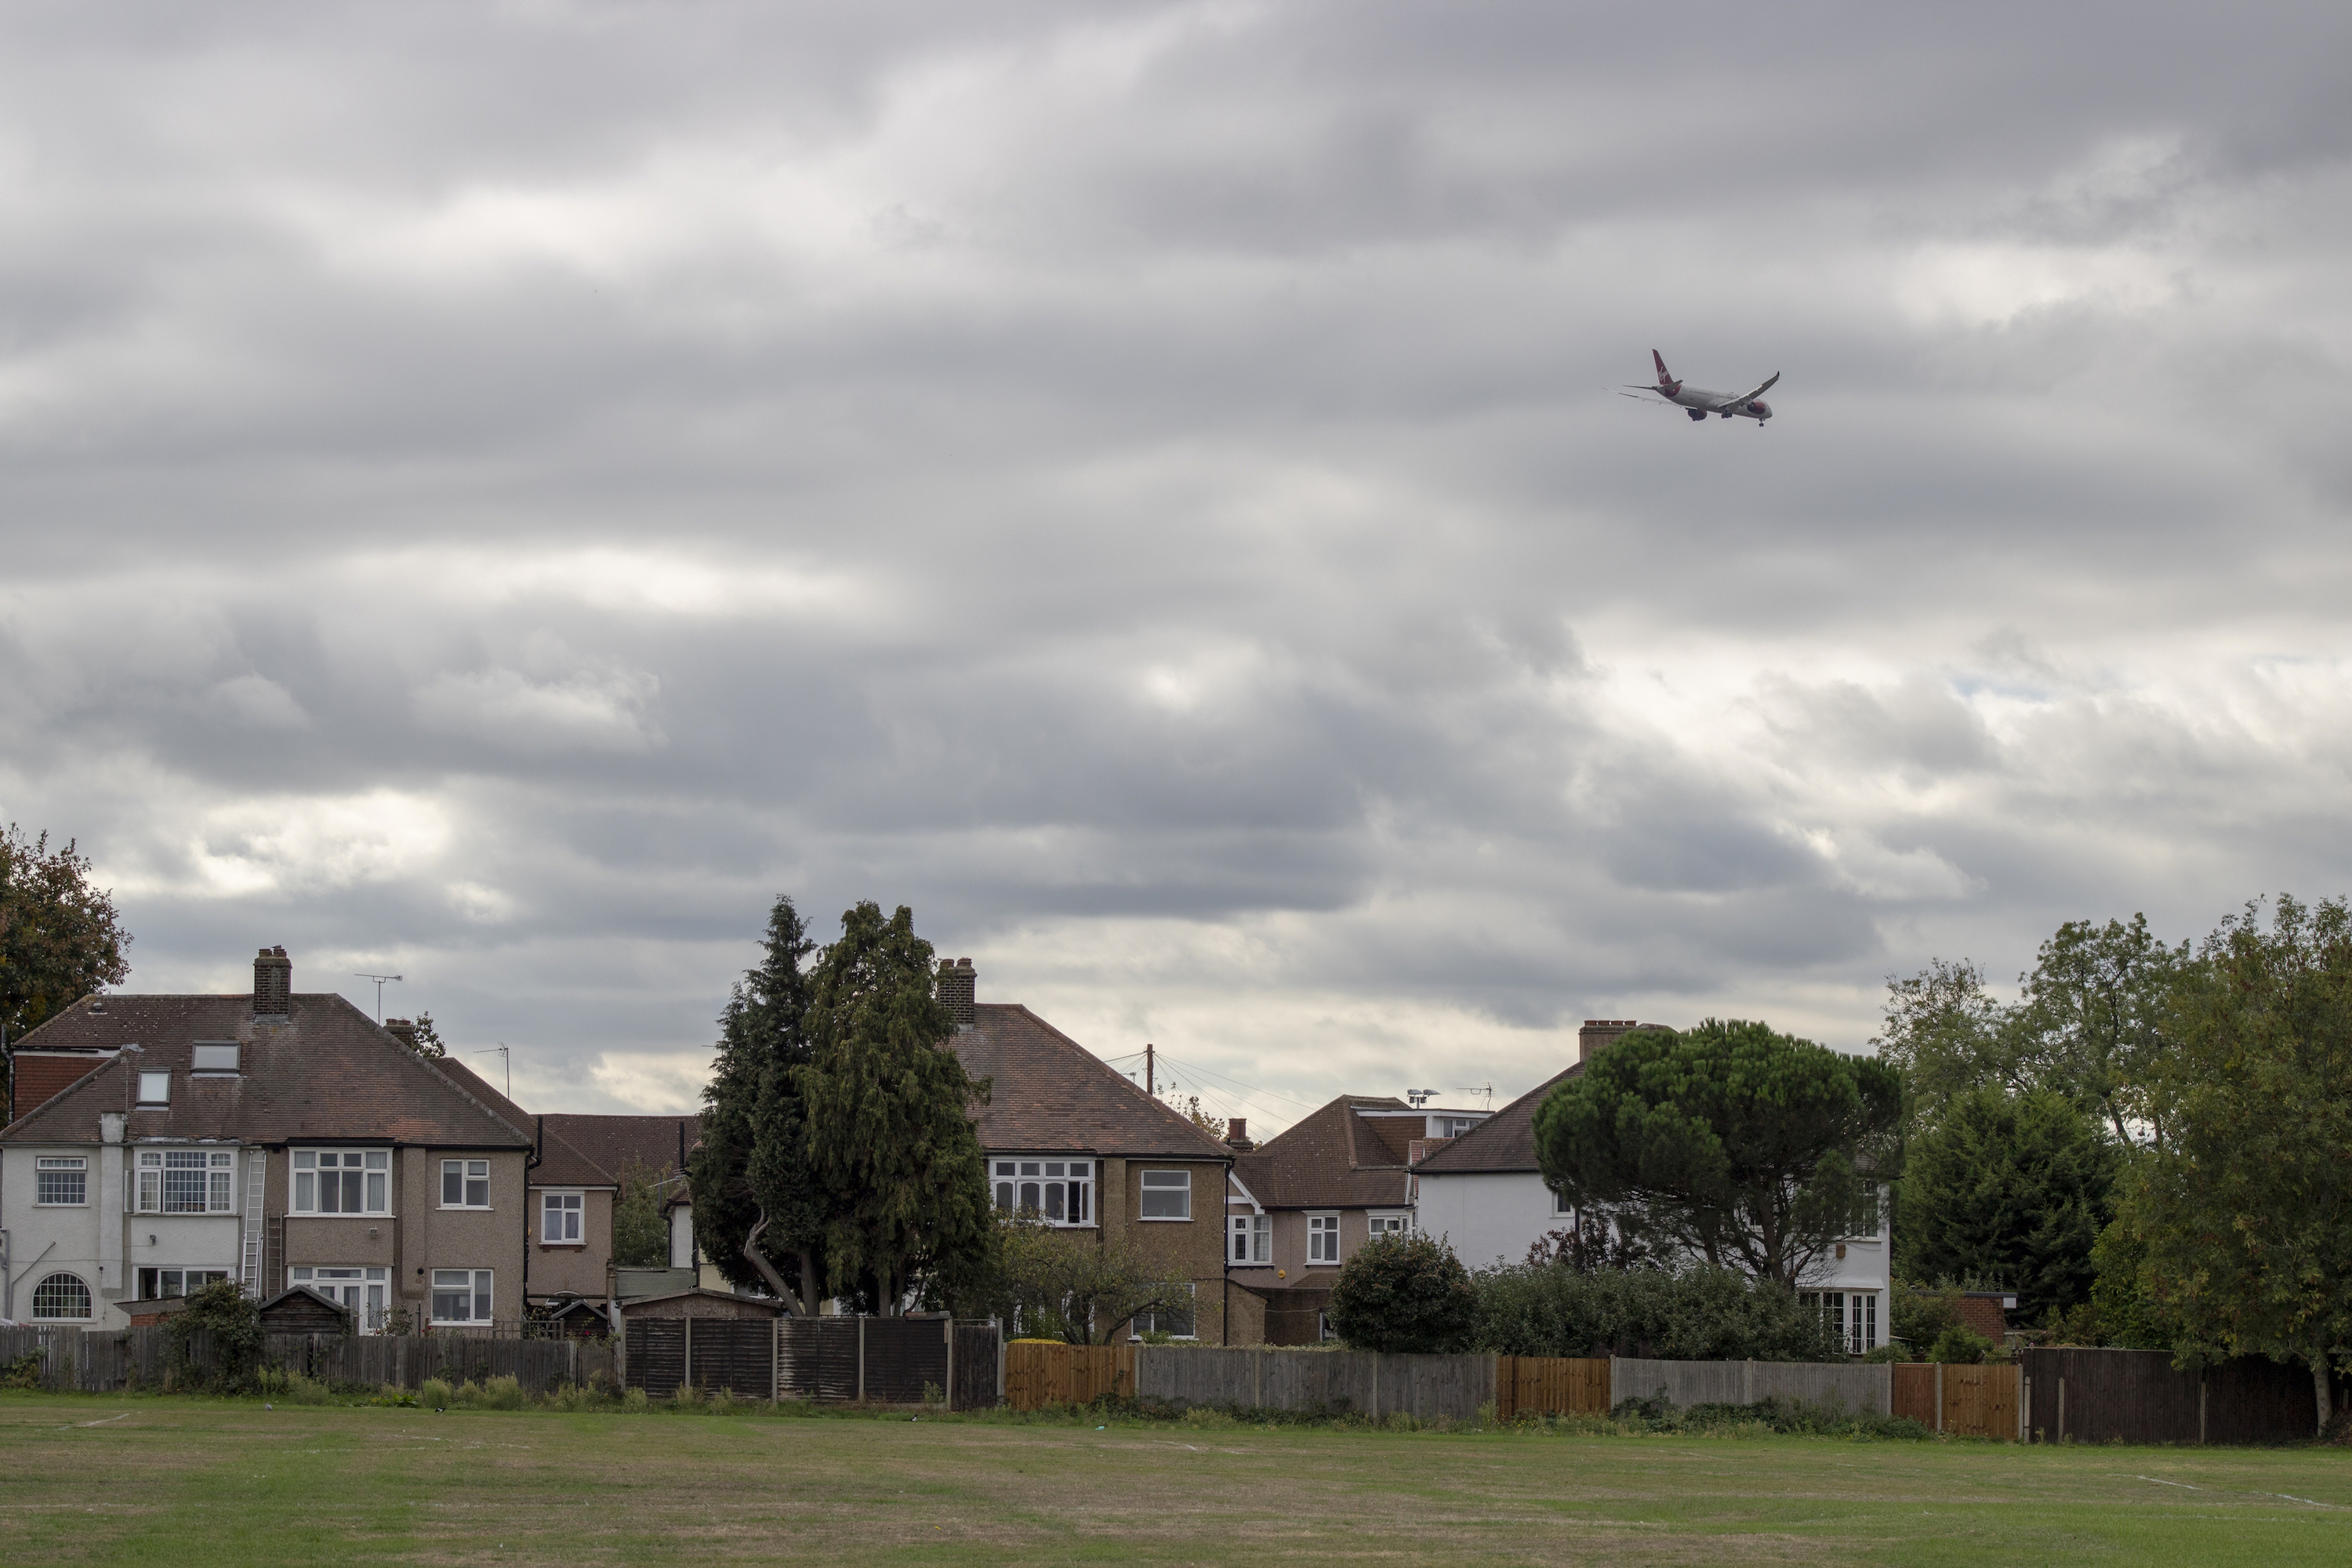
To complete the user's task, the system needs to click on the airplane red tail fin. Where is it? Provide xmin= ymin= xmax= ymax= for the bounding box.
xmin=1651 ymin=349 xmax=1679 ymax=391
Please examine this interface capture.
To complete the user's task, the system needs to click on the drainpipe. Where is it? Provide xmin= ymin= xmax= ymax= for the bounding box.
xmin=522 ymin=1116 xmax=543 ymax=1323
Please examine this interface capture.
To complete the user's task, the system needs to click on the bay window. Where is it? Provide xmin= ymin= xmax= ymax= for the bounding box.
xmin=990 ymin=1159 xmax=1093 ymax=1226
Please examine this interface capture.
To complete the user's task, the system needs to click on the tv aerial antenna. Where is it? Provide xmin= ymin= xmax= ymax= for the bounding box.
xmin=1454 ymin=1084 xmax=1494 ymax=1111
xmin=475 ymin=1044 xmax=510 ymax=1098
xmin=354 ymin=973 xmax=403 ymax=1024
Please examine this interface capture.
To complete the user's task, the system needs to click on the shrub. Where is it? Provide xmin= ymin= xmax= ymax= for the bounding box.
xmin=1327 ymin=1233 xmax=1479 ymax=1353
xmin=1927 ymin=1325 xmax=1991 ymax=1364
xmin=479 ymin=1374 xmax=525 ymax=1410
xmin=168 ymin=1279 xmax=267 ymax=1388
xmin=420 ymin=1377 xmax=454 ymax=1410
xmin=1474 ymin=1265 xmax=1846 ymax=1362
xmin=622 ymin=1385 xmax=651 ymax=1413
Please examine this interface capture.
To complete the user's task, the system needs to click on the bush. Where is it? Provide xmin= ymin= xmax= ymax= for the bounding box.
xmin=1889 ymin=1284 xmax=1965 ymax=1356
xmin=1927 ymin=1325 xmax=1991 ymax=1364
xmin=1327 ymin=1233 xmax=1479 ymax=1353
xmin=420 ymin=1377 xmax=454 ymax=1410
xmin=167 ymin=1279 xmax=267 ymax=1388
xmin=1605 ymin=1392 xmax=1930 ymax=1440
xmin=1473 ymin=1265 xmax=1846 ymax=1362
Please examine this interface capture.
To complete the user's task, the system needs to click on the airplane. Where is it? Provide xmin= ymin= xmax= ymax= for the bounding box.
xmin=1621 ymin=350 xmax=1777 ymax=424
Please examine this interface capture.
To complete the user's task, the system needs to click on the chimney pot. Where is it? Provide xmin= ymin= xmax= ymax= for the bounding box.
xmin=1578 ymin=1018 xmax=1663 ymax=1062
xmin=1225 ymin=1117 xmax=1248 ymax=1146
xmin=253 ymin=946 xmax=293 ymax=1018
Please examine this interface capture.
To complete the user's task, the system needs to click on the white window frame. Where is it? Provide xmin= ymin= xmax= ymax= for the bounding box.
xmin=1307 ymin=1213 xmax=1341 ymax=1264
xmin=1366 ymin=1212 xmax=1410 ymax=1240
xmin=34 ymin=1156 xmax=88 ymax=1207
xmin=430 ymin=1268 xmax=494 ymax=1326
xmin=31 ymin=1272 xmax=94 ymax=1321
xmin=136 ymin=1070 xmax=171 ymax=1106
xmin=293 ymin=1265 xmax=392 ymax=1334
xmin=136 ymin=1267 xmax=229 ymax=1301
xmin=1130 ymin=1283 xmax=1198 ymax=1341
xmin=1138 ymin=1169 xmax=1191 ymax=1221
xmin=136 ymin=1149 xmax=238 ymax=1214
xmin=441 ymin=1159 xmax=492 ymax=1210
xmin=292 ymin=1149 xmax=392 ymax=1215
xmin=990 ymin=1158 xmax=1095 ymax=1227
xmin=539 ymin=1190 xmax=585 ymax=1244
xmin=190 ymin=1041 xmax=240 ymax=1073
xmin=1229 ymin=1213 xmax=1270 ymax=1264
xmin=1551 ymin=1187 xmax=1573 ymax=1217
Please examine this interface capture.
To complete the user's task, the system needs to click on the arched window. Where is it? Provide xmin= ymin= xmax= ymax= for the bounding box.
xmin=31 ymin=1273 xmax=93 ymax=1320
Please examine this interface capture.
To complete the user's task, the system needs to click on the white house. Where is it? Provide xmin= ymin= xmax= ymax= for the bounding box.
xmin=1410 ymin=1019 xmax=1893 ymax=1355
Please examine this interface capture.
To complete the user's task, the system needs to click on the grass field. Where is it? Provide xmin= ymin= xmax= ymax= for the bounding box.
xmin=2 ymin=1392 xmax=2347 ymax=1565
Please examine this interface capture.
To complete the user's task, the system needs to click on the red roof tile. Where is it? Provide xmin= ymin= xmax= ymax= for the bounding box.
xmin=1231 ymin=1095 xmax=1414 ymax=1210
xmin=950 ymin=1004 xmax=1234 ymax=1160
xmin=1409 ymin=1065 xmax=1582 ymax=1175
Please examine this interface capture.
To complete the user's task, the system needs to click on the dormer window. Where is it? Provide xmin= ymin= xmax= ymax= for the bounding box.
xmin=191 ymin=1041 xmax=240 ymax=1074
xmin=137 ymin=1071 xmax=171 ymax=1105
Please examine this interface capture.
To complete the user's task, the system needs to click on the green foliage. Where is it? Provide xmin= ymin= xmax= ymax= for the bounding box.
xmin=1605 ymin=1392 xmax=1929 ymax=1440
xmin=1889 ymin=1284 xmax=1963 ymax=1356
xmin=2042 ymin=1222 xmax=2173 ymax=1348
xmin=1927 ymin=1324 xmax=1992 ymax=1364
xmin=2120 ymin=895 xmax=2352 ymax=1434
xmin=1326 ymin=1232 xmax=1478 ymax=1353
xmin=405 ymin=1011 xmax=448 ymax=1058
xmin=796 ymin=901 xmax=996 ymax=1315
xmin=993 ymin=1217 xmax=1192 ymax=1345
xmin=611 ymin=1157 xmax=672 ymax=1270
xmin=1896 ymin=1087 xmax=2118 ymax=1319
xmin=1534 ymin=1019 xmax=1902 ymax=1285
xmin=1871 ymin=957 xmax=2022 ymax=1126
xmin=691 ymin=895 xmax=829 ymax=1310
xmin=1474 ymin=1264 xmax=1847 ymax=1362
xmin=167 ymin=1279 xmax=265 ymax=1387
xmin=0 ymin=825 xmax=132 ymax=1052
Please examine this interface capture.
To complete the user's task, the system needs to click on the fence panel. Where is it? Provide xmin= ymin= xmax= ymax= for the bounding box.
xmin=1004 ymin=1341 xmax=1134 ymax=1410
xmin=778 ymin=1318 xmax=861 ymax=1401
xmin=1611 ymin=1358 xmax=1891 ymax=1417
xmin=949 ymin=1324 xmax=999 ymax=1410
xmin=1941 ymin=1363 xmax=2019 ymax=1439
xmin=627 ymin=1319 xmax=688 ymax=1399
xmin=681 ymin=1319 xmax=773 ymax=1396
xmin=1891 ymin=1363 xmax=1934 ymax=1425
xmin=862 ymin=1318 xmax=949 ymax=1404
xmin=1497 ymin=1356 xmax=1612 ymax=1419
xmin=2022 ymin=1348 xmax=2196 ymax=1443
xmin=1136 ymin=1346 xmax=1261 ymax=1406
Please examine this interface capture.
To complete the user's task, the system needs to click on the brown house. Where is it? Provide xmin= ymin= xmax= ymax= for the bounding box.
xmin=938 ymin=959 xmax=1236 ymax=1343
xmin=0 ymin=947 xmax=533 ymax=1334
xmin=1224 ymin=1094 xmax=1489 ymax=1344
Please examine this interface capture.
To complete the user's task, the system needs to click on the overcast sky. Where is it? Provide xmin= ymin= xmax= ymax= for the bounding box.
xmin=5 ymin=2 xmax=2350 ymax=1134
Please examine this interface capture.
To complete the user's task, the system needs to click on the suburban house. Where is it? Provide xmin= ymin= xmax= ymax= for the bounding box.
xmin=540 ymin=1112 xmax=701 ymax=1296
xmin=0 ymin=947 xmax=537 ymax=1334
xmin=938 ymin=958 xmax=1237 ymax=1342
xmin=1224 ymin=1094 xmax=1491 ymax=1343
xmin=1410 ymin=1019 xmax=1894 ymax=1355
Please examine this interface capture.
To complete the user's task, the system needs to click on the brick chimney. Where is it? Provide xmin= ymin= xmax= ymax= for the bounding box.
xmin=1578 ymin=1018 xmax=1661 ymax=1062
xmin=384 ymin=1018 xmax=419 ymax=1051
xmin=253 ymin=946 xmax=292 ymax=1018
xmin=1224 ymin=1118 xmax=1253 ymax=1152
xmin=936 ymin=957 xmax=976 ymax=1028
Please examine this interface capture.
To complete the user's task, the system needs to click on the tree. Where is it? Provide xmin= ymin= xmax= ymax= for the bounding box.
xmin=407 ymin=1012 xmax=448 ymax=1058
xmin=688 ymin=896 xmax=830 ymax=1314
xmin=1871 ymin=957 xmax=2020 ymax=1127
xmin=1534 ymin=1020 xmax=1902 ymax=1287
xmin=1327 ymin=1232 xmax=1479 ymax=1353
xmin=1896 ymin=1086 xmax=2119 ymax=1321
xmin=796 ymin=902 xmax=995 ymax=1316
xmin=1 ymin=826 xmax=131 ymax=1058
xmin=168 ymin=1278 xmax=264 ymax=1388
xmin=994 ymin=1218 xmax=1192 ymax=1345
xmin=2121 ymin=895 xmax=2352 ymax=1436
xmin=2009 ymin=915 xmax=2187 ymax=1145
xmin=1523 ymin=1208 xmax=1661 ymax=1273
xmin=612 ymin=1157 xmax=672 ymax=1269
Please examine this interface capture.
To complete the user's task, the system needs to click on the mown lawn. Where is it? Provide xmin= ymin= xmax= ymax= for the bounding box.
xmin=2 ymin=1392 xmax=2347 ymax=1566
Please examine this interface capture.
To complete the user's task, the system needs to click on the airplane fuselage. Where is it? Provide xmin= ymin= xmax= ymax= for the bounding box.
xmin=1661 ymin=383 xmax=1772 ymax=422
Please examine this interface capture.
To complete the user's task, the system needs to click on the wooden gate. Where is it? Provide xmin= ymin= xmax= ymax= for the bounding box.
xmin=1495 ymin=1356 xmax=1611 ymax=1419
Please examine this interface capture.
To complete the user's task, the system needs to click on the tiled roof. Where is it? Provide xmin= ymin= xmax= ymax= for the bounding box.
xmin=0 ymin=992 xmax=532 ymax=1149
xmin=539 ymin=1112 xmax=701 ymax=1184
xmin=1409 ymin=1065 xmax=1582 ymax=1175
xmin=949 ymin=1004 xmax=1235 ymax=1160
xmin=1231 ymin=1095 xmax=1414 ymax=1210
xmin=432 ymin=1058 xmax=615 ymax=1187
xmin=10 ymin=1049 xmax=114 ymax=1120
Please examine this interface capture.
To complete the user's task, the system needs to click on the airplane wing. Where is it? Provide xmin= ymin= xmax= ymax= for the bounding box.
xmin=1715 ymin=371 xmax=1779 ymax=408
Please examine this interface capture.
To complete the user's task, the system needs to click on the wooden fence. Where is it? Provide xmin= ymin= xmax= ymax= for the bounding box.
xmin=1611 ymin=1356 xmax=1893 ymax=1417
xmin=1496 ymin=1356 xmax=1611 ymax=1419
xmin=2020 ymin=1348 xmax=2344 ymax=1445
xmin=619 ymin=1316 xmax=991 ymax=1408
xmin=1892 ymin=1363 xmax=2020 ymax=1439
xmin=0 ymin=1325 xmax=612 ymax=1396
xmin=1006 ymin=1341 xmax=1134 ymax=1408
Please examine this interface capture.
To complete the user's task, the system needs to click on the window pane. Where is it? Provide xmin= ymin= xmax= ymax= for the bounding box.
xmin=442 ymin=1164 xmax=461 ymax=1206
xmin=466 ymin=1175 xmax=488 ymax=1207
xmin=365 ymin=1151 xmax=389 ymax=1170
xmin=294 ymin=1151 xmax=315 ymax=1170
xmin=995 ymin=1181 xmax=1013 ymax=1212
xmin=474 ymin=1276 xmax=492 ymax=1321
xmin=209 ymin=1169 xmax=231 ymax=1210
xmin=367 ymin=1172 xmax=387 ymax=1211
xmin=1044 ymin=1183 xmax=1065 ymax=1221
xmin=1019 ymin=1163 xmax=1040 ymax=1176
xmin=1019 ymin=1181 xmax=1040 ymax=1213
xmin=1068 ymin=1161 xmax=1090 ymax=1178
xmin=38 ymin=1168 xmax=87 ymax=1205
xmin=295 ymin=1171 xmax=314 ymax=1210
xmin=1073 ymin=1181 xmax=1088 ymax=1223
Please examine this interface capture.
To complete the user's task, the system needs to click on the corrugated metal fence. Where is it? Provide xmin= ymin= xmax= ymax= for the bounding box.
xmin=0 ymin=1325 xmax=613 ymax=1395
